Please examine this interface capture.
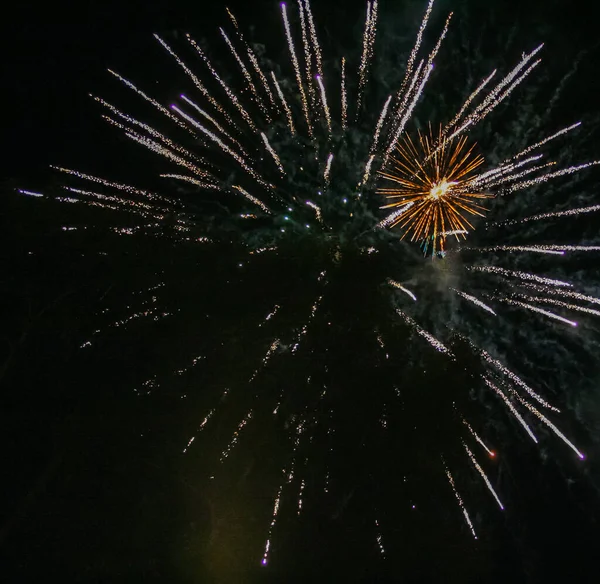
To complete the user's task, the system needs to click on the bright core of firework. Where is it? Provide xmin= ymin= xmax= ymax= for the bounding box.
xmin=379 ymin=127 xmax=490 ymax=251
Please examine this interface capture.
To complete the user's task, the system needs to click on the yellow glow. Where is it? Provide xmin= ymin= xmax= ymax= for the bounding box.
xmin=378 ymin=126 xmax=492 ymax=252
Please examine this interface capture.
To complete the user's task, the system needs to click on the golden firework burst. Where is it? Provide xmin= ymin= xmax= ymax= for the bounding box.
xmin=378 ymin=126 xmax=493 ymax=252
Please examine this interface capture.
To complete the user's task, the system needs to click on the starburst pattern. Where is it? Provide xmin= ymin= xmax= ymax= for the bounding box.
xmin=379 ymin=127 xmax=490 ymax=252
xmin=19 ymin=0 xmax=600 ymax=568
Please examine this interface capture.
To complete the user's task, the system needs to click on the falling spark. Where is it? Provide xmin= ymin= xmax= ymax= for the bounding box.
xmin=323 ymin=153 xmax=333 ymax=185
xmin=341 ymin=57 xmax=348 ymax=130
xmin=502 ymin=298 xmax=578 ymax=327
xmin=396 ymin=309 xmax=452 ymax=355
xmin=463 ymin=419 xmax=496 ymax=458
xmin=316 ymin=75 xmax=332 ymax=134
xmin=464 ymin=443 xmax=504 ymax=510
xmin=445 ymin=464 xmax=477 ymax=539
xmin=271 ymin=71 xmax=296 ymax=135
xmin=452 ymin=288 xmax=497 ymax=315
xmin=468 ymin=265 xmax=572 ymax=288
xmin=512 ymin=392 xmax=585 ymax=459
xmin=261 ymin=133 xmax=285 ymax=174
xmin=484 ymin=377 xmax=538 ymax=442
xmin=388 ymin=279 xmax=417 ymax=301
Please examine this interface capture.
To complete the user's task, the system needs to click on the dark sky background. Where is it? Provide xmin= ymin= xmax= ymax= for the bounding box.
xmin=2 ymin=0 xmax=600 ymax=582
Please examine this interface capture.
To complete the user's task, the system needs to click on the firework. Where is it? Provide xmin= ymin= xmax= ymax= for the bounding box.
xmin=24 ymin=0 xmax=599 ymax=569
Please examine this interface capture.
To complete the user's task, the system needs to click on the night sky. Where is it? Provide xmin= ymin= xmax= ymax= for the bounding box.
xmin=2 ymin=0 xmax=600 ymax=582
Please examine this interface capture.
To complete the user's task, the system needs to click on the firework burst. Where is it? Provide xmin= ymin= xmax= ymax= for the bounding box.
xmin=379 ymin=126 xmax=490 ymax=252
xmin=20 ymin=0 xmax=600 ymax=570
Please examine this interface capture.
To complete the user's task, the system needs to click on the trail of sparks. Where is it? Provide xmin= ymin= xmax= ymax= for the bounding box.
xmin=445 ymin=464 xmax=477 ymax=539
xmin=501 ymin=298 xmax=578 ymax=327
xmin=484 ymin=377 xmax=538 ymax=442
xmin=281 ymin=2 xmax=312 ymax=136
xmin=388 ymin=279 xmax=417 ymax=301
xmin=463 ymin=419 xmax=496 ymax=458
xmin=468 ymin=265 xmax=572 ymax=288
xmin=396 ymin=309 xmax=452 ymax=355
xmin=452 ymin=288 xmax=497 ymax=315
xmin=219 ymin=409 xmax=253 ymax=462
xmin=512 ymin=392 xmax=585 ymax=459
xmin=464 ymin=443 xmax=504 ymax=510
xmin=356 ymin=0 xmax=378 ymax=117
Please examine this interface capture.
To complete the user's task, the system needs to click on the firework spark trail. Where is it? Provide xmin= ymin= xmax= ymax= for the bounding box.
xmin=390 ymin=60 xmax=424 ymax=147
xmin=452 ymin=288 xmax=497 ymax=315
xmin=501 ymin=298 xmax=578 ymax=327
xmin=444 ymin=45 xmax=544 ymax=145
xmin=152 ymin=36 xmax=234 ymax=128
xmin=470 ymin=244 xmax=600 ymax=255
xmin=504 ymin=161 xmax=600 ymax=193
xmin=62 ymin=187 xmax=160 ymax=213
xmin=250 ymin=339 xmax=281 ymax=382
xmin=160 ymin=175 xmax=220 ymax=191
xmin=442 ymin=69 xmax=497 ymax=137
xmin=475 ymin=58 xmax=542 ymax=123
xmin=396 ymin=309 xmax=452 ymax=355
xmin=226 ymin=8 xmax=278 ymax=110
xmin=388 ymin=278 xmax=417 ymax=301
xmin=375 ymin=518 xmax=386 ymax=555
xmin=356 ymin=0 xmax=378 ymax=117
xmin=220 ymin=27 xmax=271 ymax=121
xmin=470 ymin=155 xmax=547 ymax=187
xmin=445 ymin=464 xmax=477 ymax=539
xmin=187 ymin=35 xmax=257 ymax=132
xmin=361 ymin=154 xmax=376 ymax=185
xmin=259 ymin=305 xmax=281 ymax=327
xmin=19 ymin=189 xmax=44 ymax=197
xmin=281 ymin=2 xmax=313 ymax=136
xmin=341 ymin=57 xmax=348 ymax=130
xmin=468 ymin=265 xmax=573 ymax=288
xmin=399 ymin=0 xmax=434 ymax=100
xmin=474 ymin=344 xmax=560 ymax=412
xmin=261 ymin=133 xmax=286 ymax=174
xmin=270 ymin=71 xmax=297 ymax=135
xmin=386 ymin=63 xmax=433 ymax=157
xmin=376 ymin=202 xmax=415 ymax=229
xmin=486 ymin=160 xmax=560 ymax=191
xmin=463 ymin=419 xmax=496 ymax=458
xmin=180 ymin=94 xmax=248 ymax=155
xmin=119 ymin=128 xmax=219 ymax=185
xmin=94 ymin=96 xmax=209 ymax=164
xmin=494 ymin=203 xmax=600 ymax=227
xmin=297 ymin=0 xmax=316 ymax=106
xmin=304 ymin=0 xmax=324 ymax=79
xmin=306 ymin=200 xmax=323 ymax=223
xmin=512 ymin=392 xmax=585 ymax=459
xmin=183 ymin=387 xmax=230 ymax=453
xmin=512 ymin=122 xmax=582 ymax=160
xmin=527 ymin=287 xmax=600 ymax=307
xmin=484 ymin=377 xmax=538 ymax=442
xmin=464 ymin=443 xmax=504 ymax=510
xmin=232 ymin=185 xmax=272 ymax=215
xmin=323 ymin=153 xmax=334 ymax=185
xmin=516 ymin=295 xmax=600 ymax=317
xmin=171 ymin=106 xmax=273 ymax=190
xmin=370 ymin=95 xmax=392 ymax=154
xmin=220 ymin=409 xmax=253 ymax=462
xmin=51 ymin=167 xmax=176 ymax=206
xmin=261 ymin=479 xmax=284 ymax=566
xmin=316 ymin=75 xmax=332 ymax=134
xmin=107 ymin=68 xmax=194 ymax=133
